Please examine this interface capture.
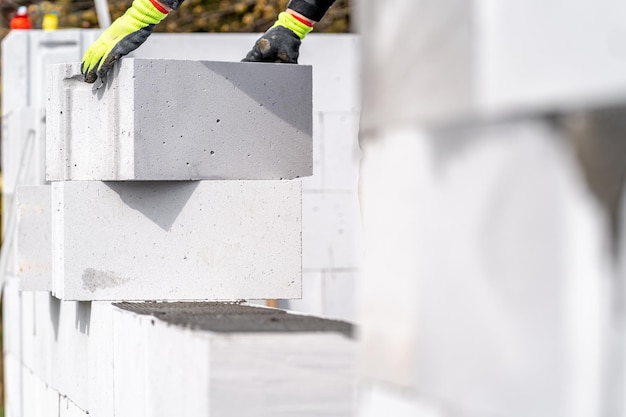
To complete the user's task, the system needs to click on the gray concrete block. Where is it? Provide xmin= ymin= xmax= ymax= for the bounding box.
xmin=17 ymin=185 xmax=52 ymax=291
xmin=52 ymin=180 xmax=301 ymax=301
xmin=46 ymin=58 xmax=312 ymax=181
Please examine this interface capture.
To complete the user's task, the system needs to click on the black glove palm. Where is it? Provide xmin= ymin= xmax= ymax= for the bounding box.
xmin=242 ymin=26 xmax=302 ymax=64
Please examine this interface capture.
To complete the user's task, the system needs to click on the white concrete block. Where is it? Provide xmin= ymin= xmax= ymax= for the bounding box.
xmin=299 ymin=35 xmax=361 ymax=113
xmin=28 ymin=30 xmax=83 ymax=110
xmin=52 ymin=180 xmax=301 ymax=301
xmin=4 ymin=354 xmax=22 ymax=417
xmin=302 ymin=192 xmax=362 ymax=270
xmin=17 ymin=185 xmax=52 ymax=291
xmin=21 ymin=367 xmax=60 ymax=417
xmin=31 ymin=291 xmax=55 ymax=388
xmin=111 ymin=308 xmax=149 ymax=417
xmin=113 ymin=302 xmax=356 ymax=417
xmin=2 ymin=108 xmax=39 ymax=230
xmin=1 ymin=31 xmax=29 ymax=116
xmin=323 ymin=271 xmax=357 ymax=322
xmin=320 ymin=112 xmax=361 ymax=192
xmin=3 ymin=277 xmax=22 ymax=357
xmin=52 ymin=299 xmax=90 ymax=410
xmin=46 ymin=58 xmax=312 ymax=181
xmin=477 ymin=0 xmax=626 ymax=115
xmin=87 ymin=302 xmax=116 ymax=417
xmin=20 ymin=290 xmax=36 ymax=373
xmin=358 ymin=121 xmax=611 ymax=417
xmin=2 ymin=30 xmax=85 ymax=116
xmin=60 ymin=397 xmax=88 ymax=417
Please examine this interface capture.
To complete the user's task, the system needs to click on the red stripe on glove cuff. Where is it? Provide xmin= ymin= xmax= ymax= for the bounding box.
xmin=289 ymin=11 xmax=314 ymax=26
xmin=149 ymin=0 xmax=169 ymax=14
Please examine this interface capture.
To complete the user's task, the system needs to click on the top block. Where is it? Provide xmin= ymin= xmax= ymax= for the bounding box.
xmin=46 ymin=59 xmax=312 ymax=181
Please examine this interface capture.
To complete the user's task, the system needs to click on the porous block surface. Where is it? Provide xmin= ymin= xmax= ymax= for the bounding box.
xmin=46 ymin=58 xmax=312 ymax=181
xmin=52 ymin=180 xmax=302 ymax=301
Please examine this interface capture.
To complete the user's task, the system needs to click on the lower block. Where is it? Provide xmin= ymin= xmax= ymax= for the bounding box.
xmin=114 ymin=302 xmax=356 ymax=417
xmin=52 ymin=180 xmax=301 ymax=301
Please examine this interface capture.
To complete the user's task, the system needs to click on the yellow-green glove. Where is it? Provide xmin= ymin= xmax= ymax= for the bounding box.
xmin=81 ymin=0 xmax=168 ymax=83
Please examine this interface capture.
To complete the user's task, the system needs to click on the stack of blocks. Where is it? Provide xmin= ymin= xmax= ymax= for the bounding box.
xmin=6 ymin=40 xmax=356 ymax=417
xmin=44 ymin=58 xmax=310 ymax=301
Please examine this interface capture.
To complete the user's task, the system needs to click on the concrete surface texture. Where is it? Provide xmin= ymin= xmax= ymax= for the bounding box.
xmin=46 ymin=59 xmax=313 ymax=181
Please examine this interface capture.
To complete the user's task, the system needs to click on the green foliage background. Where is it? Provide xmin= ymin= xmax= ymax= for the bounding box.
xmin=7 ymin=0 xmax=351 ymax=33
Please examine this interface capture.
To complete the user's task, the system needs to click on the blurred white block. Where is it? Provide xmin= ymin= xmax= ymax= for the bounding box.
xmin=4 ymin=354 xmax=22 ymax=417
xmin=299 ymin=35 xmax=361 ymax=113
xmin=113 ymin=302 xmax=356 ymax=417
xmin=478 ymin=0 xmax=626 ymax=115
xmin=51 ymin=299 xmax=90 ymax=410
xmin=60 ymin=397 xmax=89 ymax=417
xmin=87 ymin=302 xmax=116 ymax=417
xmin=1 ymin=30 xmax=84 ymax=116
xmin=3 ymin=277 xmax=22 ymax=357
xmin=22 ymin=368 xmax=60 ymax=417
xmin=1 ymin=31 xmax=29 ymax=117
xmin=358 ymin=120 xmax=610 ymax=417
xmin=31 ymin=291 xmax=55 ymax=388
xmin=52 ymin=180 xmax=302 ymax=301
xmin=2 ymin=108 xmax=38 ymax=232
xmin=301 ymin=112 xmax=324 ymax=191
xmin=46 ymin=59 xmax=312 ymax=181
xmin=324 ymin=271 xmax=357 ymax=322
xmin=20 ymin=289 xmax=36 ymax=373
xmin=17 ymin=185 xmax=52 ymax=291
xmin=320 ymin=112 xmax=361 ymax=192
xmin=302 ymin=192 xmax=362 ymax=270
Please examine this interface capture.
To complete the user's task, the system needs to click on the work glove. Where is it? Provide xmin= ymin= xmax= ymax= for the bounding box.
xmin=242 ymin=12 xmax=313 ymax=64
xmin=81 ymin=0 xmax=168 ymax=83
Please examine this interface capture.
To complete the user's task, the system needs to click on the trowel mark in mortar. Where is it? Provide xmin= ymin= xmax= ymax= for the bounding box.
xmin=82 ymin=268 xmax=129 ymax=292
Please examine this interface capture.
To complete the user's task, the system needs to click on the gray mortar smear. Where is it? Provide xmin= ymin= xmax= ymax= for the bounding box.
xmin=82 ymin=268 xmax=129 ymax=292
xmin=114 ymin=302 xmax=354 ymax=338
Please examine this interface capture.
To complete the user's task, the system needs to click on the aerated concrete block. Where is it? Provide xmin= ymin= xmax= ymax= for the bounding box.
xmin=22 ymin=368 xmax=60 ymax=417
xmin=3 ymin=278 xmax=22 ymax=357
xmin=52 ymin=180 xmax=302 ymax=301
xmin=46 ymin=59 xmax=312 ymax=181
xmin=4 ymin=354 xmax=22 ymax=417
xmin=17 ymin=185 xmax=52 ymax=291
xmin=113 ymin=302 xmax=356 ymax=417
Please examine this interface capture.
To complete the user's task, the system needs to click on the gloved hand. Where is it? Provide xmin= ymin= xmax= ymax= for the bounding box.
xmin=81 ymin=0 xmax=168 ymax=83
xmin=242 ymin=12 xmax=313 ymax=64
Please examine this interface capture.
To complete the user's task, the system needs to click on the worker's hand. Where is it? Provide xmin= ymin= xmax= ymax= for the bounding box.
xmin=81 ymin=0 xmax=168 ymax=83
xmin=242 ymin=12 xmax=313 ymax=64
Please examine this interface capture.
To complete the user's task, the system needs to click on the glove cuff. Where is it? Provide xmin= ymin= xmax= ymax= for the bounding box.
xmin=129 ymin=0 xmax=168 ymax=25
xmin=273 ymin=11 xmax=313 ymax=40
xmin=286 ymin=0 xmax=336 ymax=22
